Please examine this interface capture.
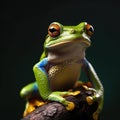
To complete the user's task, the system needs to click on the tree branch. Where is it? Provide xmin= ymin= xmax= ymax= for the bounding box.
xmin=21 ymin=85 xmax=100 ymax=120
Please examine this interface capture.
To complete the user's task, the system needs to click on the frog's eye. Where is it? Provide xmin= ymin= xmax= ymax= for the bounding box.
xmin=85 ymin=23 xmax=94 ymax=37
xmin=48 ymin=23 xmax=61 ymax=37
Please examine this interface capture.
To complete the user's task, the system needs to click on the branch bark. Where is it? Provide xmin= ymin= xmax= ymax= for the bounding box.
xmin=21 ymin=85 xmax=99 ymax=120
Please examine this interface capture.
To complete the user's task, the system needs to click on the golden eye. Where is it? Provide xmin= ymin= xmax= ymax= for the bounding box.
xmin=48 ymin=23 xmax=61 ymax=37
xmin=85 ymin=23 xmax=94 ymax=37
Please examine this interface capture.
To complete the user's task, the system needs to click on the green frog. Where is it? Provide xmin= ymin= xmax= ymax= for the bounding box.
xmin=20 ymin=22 xmax=104 ymax=120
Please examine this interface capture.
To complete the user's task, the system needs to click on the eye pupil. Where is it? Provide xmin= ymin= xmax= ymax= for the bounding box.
xmin=49 ymin=28 xmax=57 ymax=33
xmin=89 ymin=27 xmax=94 ymax=33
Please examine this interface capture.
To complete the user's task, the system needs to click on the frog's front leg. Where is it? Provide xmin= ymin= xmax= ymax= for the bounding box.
xmin=82 ymin=58 xmax=104 ymax=120
xmin=33 ymin=58 xmax=80 ymax=111
xmin=48 ymin=91 xmax=80 ymax=111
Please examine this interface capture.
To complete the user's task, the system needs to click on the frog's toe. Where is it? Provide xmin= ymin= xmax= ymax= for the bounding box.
xmin=86 ymin=96 xmax=94 ymax=105
xmin=23 ymin=102 xmax=35 ymax=117
xmin=82 ymin=85 xmax=96 ymax=92
xmin=66 ymin=102 xmax=75 ymax=111
xmin=86 ymin=94 xmax=99 ymax=105
xmin=68 ymin=91 xmax=81 ymax=96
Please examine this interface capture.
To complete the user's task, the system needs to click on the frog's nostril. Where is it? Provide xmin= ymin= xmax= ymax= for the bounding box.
xmin=70 ymin=29 xmax=76 ymax=34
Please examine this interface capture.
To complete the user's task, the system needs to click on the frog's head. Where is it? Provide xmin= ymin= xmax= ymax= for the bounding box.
xmin=44 ymin=22 xmax=94 ymax=63
xmin=45 ymin=22 xmax=94 ymax=49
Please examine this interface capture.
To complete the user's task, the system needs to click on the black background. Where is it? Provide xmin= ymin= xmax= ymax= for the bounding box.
xmin=2 ymin=0 xmax=120 ymax=119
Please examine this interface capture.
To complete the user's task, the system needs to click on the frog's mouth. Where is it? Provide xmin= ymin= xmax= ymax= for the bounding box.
xmin=46 ymin=33 xmax=91 ymax=50
xmin=48 ymin=40 xmax=88 ymax=50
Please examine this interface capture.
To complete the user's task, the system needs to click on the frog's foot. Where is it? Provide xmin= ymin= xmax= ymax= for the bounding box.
xmin=48 ymin=91 xmax=80 ymax=111
xmin=86 ymin=95 xmax=101 ymax=120
xmin=84 ymin=86 xmax=103 ymax=120
xmin=86 ymin=94 xmax=103 ymax=120
xmin=82 ymin=84 xmax=96 ymax=105
xmin=23 ymin=99 xmax=46 ymax=117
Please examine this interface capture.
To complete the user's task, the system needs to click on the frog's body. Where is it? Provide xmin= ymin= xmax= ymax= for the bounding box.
xmin=20 ymin=22 xmax=104 ymax=120
xmin=47 ymin=41 xmax=86 ymax=91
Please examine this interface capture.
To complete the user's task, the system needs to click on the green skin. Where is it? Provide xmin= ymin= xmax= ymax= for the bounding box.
xmin=20 ymin=22 xmax=104 ymax=119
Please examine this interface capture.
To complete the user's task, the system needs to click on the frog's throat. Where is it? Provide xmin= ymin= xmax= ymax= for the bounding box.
xmin=47 ymin=43 xmax=87 ymax=64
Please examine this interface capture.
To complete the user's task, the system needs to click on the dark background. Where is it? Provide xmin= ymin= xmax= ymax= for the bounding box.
xmin=2 ymin=0 xmax=120 ymax=119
